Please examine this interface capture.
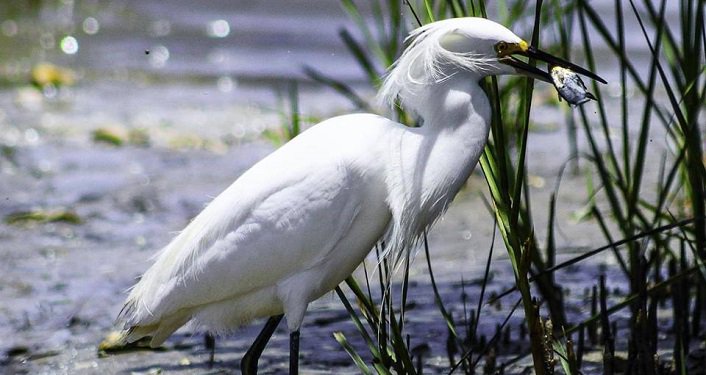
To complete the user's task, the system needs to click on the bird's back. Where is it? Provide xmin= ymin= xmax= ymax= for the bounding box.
xmin=120 ymin=113 xmax=399 ymax=344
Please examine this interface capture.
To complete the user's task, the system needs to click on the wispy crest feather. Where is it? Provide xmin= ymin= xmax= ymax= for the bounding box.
xmin=377 ymin=19 xmax=497 ymax=111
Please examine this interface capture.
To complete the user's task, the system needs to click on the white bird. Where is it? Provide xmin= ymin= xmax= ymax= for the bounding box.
xmin=118 ymin=17 xmax=605 ymax=374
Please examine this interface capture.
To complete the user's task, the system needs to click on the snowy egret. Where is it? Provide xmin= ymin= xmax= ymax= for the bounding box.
xmin=118 ymin=17 xmax=604 ymax=373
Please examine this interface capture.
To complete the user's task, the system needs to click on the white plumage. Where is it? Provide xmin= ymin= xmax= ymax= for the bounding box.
xmin=118 ymin=16 xmax=603 ymax=371
xmin=122 ymin=114 xmax=396 ymax=342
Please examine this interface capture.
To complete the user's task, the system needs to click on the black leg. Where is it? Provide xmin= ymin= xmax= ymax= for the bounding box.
xmin=204 ymin=332 xmax=215 ymax=368
xmin=241 ymin=314 xmax=284 ymax=375
xmin=289 ymin=330 xmax=300 ymax=374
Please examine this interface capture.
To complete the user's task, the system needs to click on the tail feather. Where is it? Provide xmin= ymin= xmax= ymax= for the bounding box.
xmin=124 ymin=309 xmax=192 ymax=348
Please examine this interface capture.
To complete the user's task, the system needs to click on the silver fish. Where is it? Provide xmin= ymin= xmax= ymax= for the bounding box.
xmin=550 ymin=65 xmax=597 ymax=106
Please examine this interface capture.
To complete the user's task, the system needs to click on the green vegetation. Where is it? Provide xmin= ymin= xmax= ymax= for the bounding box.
xmin=5 ymin=209 xmax=81 ymax=225
xmin=304 ymin=0 xmax=706 ymax=373
xmin=92 ymin=127 xmax=151 ymax=147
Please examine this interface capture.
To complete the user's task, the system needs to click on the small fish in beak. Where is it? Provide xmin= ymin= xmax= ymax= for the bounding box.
xmin=550 ymin=65 xmax=597 ymax=106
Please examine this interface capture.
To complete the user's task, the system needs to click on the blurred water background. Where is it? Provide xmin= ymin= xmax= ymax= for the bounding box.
xmin=0 ymin=1 xmax=687 ymax=373
xmin=0 ymin=0 xmax=681 ymax=147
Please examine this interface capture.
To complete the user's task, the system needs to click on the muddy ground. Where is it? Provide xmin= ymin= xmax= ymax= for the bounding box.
xmin=0 ymin=103 xmax=667 ymax=374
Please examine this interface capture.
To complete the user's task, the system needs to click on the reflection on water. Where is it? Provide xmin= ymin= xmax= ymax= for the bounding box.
xmin=0 ymin=1 xmax=391 ymax=147
xmin=0 ymin=0 xmax=368 ymax=84
xmin=0 ymin=0 xmax=682 ymax=146
xmin=0 ymin=1 xmax=682 ymax=81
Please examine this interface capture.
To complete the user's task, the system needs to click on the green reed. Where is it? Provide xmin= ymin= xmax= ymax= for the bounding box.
xmin=566 ymin=0 xmax=705 ymax=372
xmin=302 ymin=0 xmax=706 ymax=373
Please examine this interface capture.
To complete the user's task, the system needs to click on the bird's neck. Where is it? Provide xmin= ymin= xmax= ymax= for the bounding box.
xmin=416 ymin=75 xmax=490 ymax=130
xmin=413 ymin=76 xmax=492 ymax=180
xmin=414 ymin=76 xmax=491 ymax=206
xmin=384 ymin=76 xmax=491 ymax=259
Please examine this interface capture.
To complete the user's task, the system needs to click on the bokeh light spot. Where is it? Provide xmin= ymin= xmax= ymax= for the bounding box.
xmin=60 ymin=36 xmax=79 ymax=54
xmin=217 ymin=76 xmax=235 ymax=93
xmin=82 ymin=17 xmax=100 ymax=35
xmin=207 ymin=20 xmax=230 ymax=38
xmin=149 ymin=45 xmax=170 ymax=68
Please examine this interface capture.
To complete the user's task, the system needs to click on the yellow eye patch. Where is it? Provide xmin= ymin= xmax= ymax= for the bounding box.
xmin=495 ymin=40 xmax=529 ymax=57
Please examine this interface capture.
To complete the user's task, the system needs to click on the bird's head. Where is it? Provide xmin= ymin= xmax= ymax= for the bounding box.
xmin=378 ymin=17 xmax=605 ymax=109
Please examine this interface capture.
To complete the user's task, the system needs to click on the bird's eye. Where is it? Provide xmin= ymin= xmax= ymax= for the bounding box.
xmin=496 ymin=42 xmax=508 ymax=54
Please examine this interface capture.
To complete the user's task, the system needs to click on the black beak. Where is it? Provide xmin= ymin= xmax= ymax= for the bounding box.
xmin=502 ymin=46 xmax=607 ymax=84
